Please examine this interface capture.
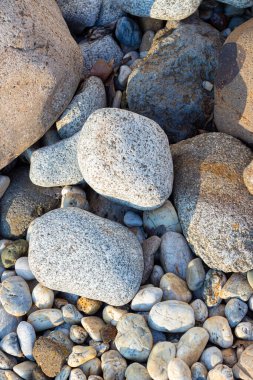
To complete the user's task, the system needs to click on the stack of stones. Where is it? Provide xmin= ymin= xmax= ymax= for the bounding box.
xmin=0 ymin=0 xmax=253 ymax=380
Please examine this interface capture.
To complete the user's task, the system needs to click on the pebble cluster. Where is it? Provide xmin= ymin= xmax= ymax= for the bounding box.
xmin=0 ymin=0 xmax=252 ymax=380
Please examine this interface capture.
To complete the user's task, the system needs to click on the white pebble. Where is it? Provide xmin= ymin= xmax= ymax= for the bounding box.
xmin=202 ymin=81 xmax=213 ymax=91
xmin=13 ymin=361 xmax=37 ymax=380
xmin=124 ymin=211 xmax=143 ymax=227
xmin=118 ymin=65 xmax=132 ymax=88
xmin=167 ymin=358 xmax=191 ymax=380
xmin=15 ymin=258 xmax=35 ymax=281
xmin=201 ymin=346 xmax=223 ymax=370
xmin=17 ymin=321 xmax=36 ymax=360
xmin=70 ymin=368 xmax=87 ymax=380
xmin=32 ymin=283 xmax=54 ymax=309
xmin=131 ymin=287 xmax=163 ymax=311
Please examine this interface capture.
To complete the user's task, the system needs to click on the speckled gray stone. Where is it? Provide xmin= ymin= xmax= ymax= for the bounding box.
xmin=77 ymin=108 xmax=173 ymax=210
xmin=219 ymin=0 xmax=253 ymax=7
xmin=160 ymin=231 xmax=194 ymax=280
xmin=203 ymin=317 xmax=233 ymax=348
xmin=56 ymin=77 xmax=106 ymax=139
xmin=225 ymin=298 xmax=248 ymax=327
xmin=56 ymin=0 xmax=102 ymax=34
xmin=0 ymin=304 xmax=21 ymax=341
xmin=0 ymin=167 xmax=60 ymax=239
xmin=79 ymin=36 xmax=123 ymax=75
xmin=0 ymin=276 xmax=32 ymax=317
xmin=171 ymin=133 xmax=253 ymax=272
xmin=220 ymin=273 xmax=253 ymax=301
xmin=119 ymin=0 xmax=202 ymax=20
xmin=96 ymin=0 xmax=125 ymax=26
xmin=115 ymin=314 xmax=153 ymax=362
xmin=30 ymin=133 xmax=83 ymax=187
xmin=28 ymin=208 xmax=143 ymax=306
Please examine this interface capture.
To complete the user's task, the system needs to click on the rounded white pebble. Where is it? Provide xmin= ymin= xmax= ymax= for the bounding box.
xmin=70 ymin=368 xmax=87 ymax=380
xmin=32 ymin=283 xmax=54 ymax=309
xmin=202 ymin=81 xmax=213 ymax=91
xmin=201 ymin=346 xmax=223 ymax=370
xmin=131 ymin=287 xmax=163 ymax=311
xmin=13 ymin=361 xmax=37 ymax=380
xmin=16 ymin=321 xmax=36 ymax=360
xmin=167 ymin=358 xmax=191 ymax=380
xmin=15 ymin=258 xmax=35 ymax=281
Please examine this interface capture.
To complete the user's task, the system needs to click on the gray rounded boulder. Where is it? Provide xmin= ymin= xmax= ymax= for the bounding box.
xmin=77 ymin=108 xmax=173 ymax=210
xmin=28 ymin=208 xmax=144 ymax=306
xmin=171 ymin=132 xmax=253 ymax=273
xmin=0 ymin=0 xmax=83 ymax=169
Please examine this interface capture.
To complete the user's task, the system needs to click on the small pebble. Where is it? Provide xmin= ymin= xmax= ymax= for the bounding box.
xmin=0 ymin=333 xmax=22 ymax=358
xmin=190 ymin=299 xmax=208 ymax=323
xmin=16 ymin=322 xmax=36 ymax=360
xmin=160 ymin=273 xmax=192 ymax=303
xmin=115 ymin=17 xmax=142 ymax=49
xmin=112 ymin=91 xmax=122 ymax=108
xmin=123 ymin=211 xmax=142 ymax=227
xmin=69 ymin=368 xmax=87 ymax=380
xmin=150 ymin=265 xmax=164 ymax=287
xmin=28 ymin=309 xmax=64 ymax=331
xmin=203 ymin=317 xmax=233 ymax=348
xmin=1 ymin=240 xmax=28 ymax=269
xmin=186 ymin=258 xmax=206 ymax=291
xmin=81 ymin=318 xmax=105 ymax=342
xmin=67 ymin=346 xmax=97 ymax=368
xmin=147 ymin=342 xmax=176 ymax=380
xmin=55 ymin=365 xmax=71 ymax=380
xmin=0 ymin=349 xmax=17 ymax=370
xmin=225 ymin=298 xmax=248 ymax=327
xmin=203 ymin=270 xmax=227 ymax=307
xmin=191 ymin=362 xmax=208 ymax=380
xmin=235 ymin=322 xmax=253 ymax=340
xmin=70 ymin=326 xmax=88 ymax=345
xmin=0 ymin=276 xmax=32 ymax=317
xmin=102 ymin=306 xmax=127 ymax=326
xmin=131 ymin=287 xmax=163 ymax=311
xmin=80 ymin=358 xmax=101 ymax=377
xmin=32 ymin=284 xmax=54 ymax=309
xmin=143 ymin=201 xmax=182 ymax=234
xmin=201 ymin=346 xmax=223 ymax=371
xmin=207 ymin=364 xmax=234 ymax=380
xmin=101 ymin=350 xmax=127 ymax=380
xmin=167 ymin=358 xmax=191 ymax=380
xmin=62 ymin=304 xmax=83 ymax=325
xmin=176 ymin=327 xmax=209 ymax=367
xmin=202 ymin=81 xmax=213 ymax=91
xmin=117 ymin=65 xmax=132 ymax=89
xmin=13 ymin=361 xmax=37 ymax=380
xmin=61 ymin=186 xmax=89 ymax=210
xmin=14 ymin=258 xmax=35 ymax=281
xmin=77 ymin=298 xmax=102 ymax=316
xmin=125 ymin=362 xmax=151 ymax=380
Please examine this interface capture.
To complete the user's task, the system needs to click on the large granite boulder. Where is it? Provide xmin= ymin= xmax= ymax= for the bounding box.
xmin=171 ymin=133 xmax=253 ymax=273
xmin=214 ymin=18 xmax=253 ymax=145
xmin=127 ymin=18 xmax=222 ymax=143
xmin=0 ymin=0 xmax=83 ymax=169
xmin=28 ymin=208 xmax=144 ymax=306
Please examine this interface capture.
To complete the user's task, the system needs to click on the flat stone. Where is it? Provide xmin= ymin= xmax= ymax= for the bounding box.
xmin=32 ymin=284 xmax=54 ymax=309
xmin=0 ymin=167 xmax=60 ymax=239
xmin=244 ymin=160 xmax=253 ymax=195
xmin=131 ymin=287 xmax=163 ymax=311
xmin=160 ymin=232 xmax=194 ymax=280
xmin=203 ymin=317 xmax=233 ymax=348
xmin=0 ymin=0 xmax=82 ymax=170
xmin=201 ymin=346 xmax=223 ymax=371
xmin=0 ymin=304 xmax=20 ymax=341
xmin=148 ymin=300 xmax=195 ymax=333
xmin=17 ymin=321 xmax=36 ymax=361
xmin=67 ymin=346 xmax=96 ymax=368
xmin=171 ymin=132 xmax=253 ymax=272
xmin=27 ymin=309 xmax=64 ymax=332
xmin=127 ymin=19 xmax=221 ymax=143
xmin=190 ymin=299 xmax=208 ymax=323
xmin=28 ymin=208 xmax=143 ymax=306
xmin=0 ymin=276 xmax=32 ymax=317
xmin=0 ymin=333 xmax=22 ymax=358
xmin=115 ymin=313 xmax=153 ymax=362
xmin=33 ymin=337 xmax=70 ymax=378
xmin=56 ymin=77 xmax=106 ymax=139
xmin=81 ymin=317 xmax=105 ymax=342
xmin=125 ymin=363 xmax=151 ymax=380
xmin=30 ymin=133 xmax=83 ymax=187
xmin=207 ymin=364 xmax=234 ymax=380
xmin=160 ymin=273 xmax=192 ymax=303
xmin=167 ymin=358 xmax=191 ymax=380
xmin=225 ymin=298 xmax=248 ymax=327
xmin=233 ymin=344 xmax=253 ymax=380
xmin=220 ymin=273 xmax=253 ymax=301
xmin=147 ymin=342 xmax=176 ymax=380
xmin=214 ymin=18 xmax=253 ymax=145
xmin=186 ymin=258 xmax=206 ymax=291
xmin=77 ymin=108 xmax=173 ymax=210
xmin=176 ymin=327 xmax=209 ymax=367
xmin=101 ymin=350 xmax=127 ymax=380
xmin=15 ymin=257 xmax=35 ymax=281
xmin=80 ymin=36 xmax=123 ymax=75
xmin=1 ymin=240 xmax=28 ymax=269
xmin=13 ymin=362 xmax=37 ymax=380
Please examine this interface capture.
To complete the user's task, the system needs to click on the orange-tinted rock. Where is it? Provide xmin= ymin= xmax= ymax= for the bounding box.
xmin=0 ymin=0 xmax=82 ymax=169
xmin=214 ymin=19 xmax=253 ymax=145
xmin=243 ymin=160 xmax=253 ymax=195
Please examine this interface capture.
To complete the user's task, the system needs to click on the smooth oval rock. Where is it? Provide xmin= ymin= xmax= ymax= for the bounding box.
xmin=77 ymin=108 xmax=173 ymax=210
xmin=160 ymin=273 xmax=192 ymax=303
xmin=201 ymin=346 xmax=223 ymax=371
xmin=62 ymin=304 xmax=83 ymax=325
xmin=115 ymin=314 xmax=153 ymax=362
xmin=81 ymin=317 xmax=105 ymax=342
xmin=13 ymin=361 xmax=36 ymax=380
xmin=116 ymin=17 xmax=142 ymax=49
xmin=70 ymin=326 xmax=88 ymax=345
xmin=214 ymin=18 xmax=253 ymax=145
xmin=131 ymin=287 xmax=163 ymax=311
xmin=147 ymin=342 xmax=176 ymax=380
xmin=28 ymin=208 xmax=143 ymax=306
xmin=69 ymin=368 xmax=87 ymax=380
xmin=17 ymin=322 xmax=36 ymax=361
xmin=203 ymin=317 xmax=233 ymax=348
xmin=190 ymin=299 xmax=208 ymax=323
xmin=67 ymin=346 xmax=96 ymax=368
xmin=148 ymin=301 xmax=195 ymax=333
xmin=207 ymin=364 xmax=234 ymax=380
xmin=167 ymin=358 xmax=191 ymax=380
xmin=0 ymin=276 xmax=32 ymax=317
xmin=143 ymin=200 xmax=182 ymax=234
xmin=125 ymin=363 xmax=151 ymax=380
xmin=0 ymin=333 xmax=22 ymax=358
xmin=191 ymin=362 xmax=208 ymax=380
xmin=0 ymin=0 xmax=82 ymax=169
xmin=102 ymin=306 xmax=127 ymax=326
xmin=27 ymin=309 xmax=64 ymax=332
xmin=186 ymin=258 xmax=206 ymax=291
xmin=225 ymin=298 xmax=248 ymax=327
xmin=56 ymin=77 xmax=106 ymax=139
xmin=32 ymin=284 xmax=54 ymax=309
xmin=101 ymin=350 xmax=127 ymax=380
xmin=176 ymin=327 xmax=209 ymax=367
xmin=15 ymin=258 xmax=35 ymax=281
xmin=171 ymin=132 xmax=253 ymax=273
xmin=235 ymin=322 xmax=253 ymax=340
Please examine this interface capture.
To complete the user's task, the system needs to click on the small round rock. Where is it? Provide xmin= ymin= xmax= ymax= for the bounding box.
xmin=160 ymin=273 xmax=192 ymax=303
xmin=186 ymin=258 xmax=206 ymax=291
xmin=201 ymin=346 xmax=223 ymax=370
xmin=167 ymin=358 xmax=191 ymax=380
xmin=32 ymin=284 xmax=54 ymax=309
xmin=70 ymin=368 xmax=87 ymax=380
xmin=207 ymin=364 xmax=234 ymax=380
xmin=147 ymin=341 xmax=176 ymax=380
xmin=131 ymin=287 xmax=163 ymax=311
xmin=225 ymin=298 xmax=248 ymax=327
xmin=203 ymin=317 xmax=233 ymax=348
xmin=0 ymin=276 xmax=32 ymax=317
xmin=102 ymin=306 xmax=127 ymax=326
xmin=67 ymin=346 xmax=97 ymax=368
xmin=190 ymin=299 xmax=208 ymax=323
xmin=15 ymin=257 xmax=35 ymax=281
xmin=125 ymin=363 xmax=151 ymax=380
xmin=77 ymin=298 xmax=102 ymax=316
xmin=101 ymin=350 xmax=127 ymax=380
xmin=176 ymin=327 xmax=209 ymax=367
xmin=81 ymin=317 xmax=105 ymax=342
xmin=17 ymin=321 xmax=36 ymax=360
xmin=124 ymin=211 xmax=143 ymax=227
xmin=70 ymin=326 xmax=88 ymax=345
xmin=191 ymin=362 xmax=208 ymax=380
xmin=13 ymin=361 xmax=37 ymax=380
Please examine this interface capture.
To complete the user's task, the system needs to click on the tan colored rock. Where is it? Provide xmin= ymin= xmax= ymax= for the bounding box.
xmin=233 ymin=344 xmax=253 ymax=379
xmin=0 ymin=0 xmax=82 ymax=169
xmin=203 ymin=317 xmax=233 ymax=349
xmin=160 ymin=273 xmax=192 ymax=303
xmin=244 ymin=160 xmax=253 ymax=195
xmin=147 ymin=342 xmax=176 ymax=380
xmin=214 ymin=18 xmax=253 ymax=145
xmin=77 ymin=298 xmax=102 ymax=315
xmin=176 ymin=327 xmax=209 ymax=367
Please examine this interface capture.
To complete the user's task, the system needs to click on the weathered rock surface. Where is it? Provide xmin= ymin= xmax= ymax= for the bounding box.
xmin=28 ymin=208 xmax=143 ymax=306
xmin=214 ymin=18 xmax=253 ymax=145
xmin=0 ymin=167 xmax=60 ymax=239
xmin=127 ymin=19 xmax=222 ymax=143
xmin=244 ymin=160 xmax=253 ymax=195
xmin=171 ymin=132 xmax=253 ymax=272
xmin=233 ymin=344 xmax=253 ymax=379
xmin=77 ymin=108 xmax=173 ymax=210
xmin=0 ymin=0 xmax=83 ymax=169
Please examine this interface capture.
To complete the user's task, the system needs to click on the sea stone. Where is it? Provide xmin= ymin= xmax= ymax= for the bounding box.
xmin=125 ymin=363 xmax=151 ymax=380
xmin=147 ymin=342 xmax=176 ymax=380
xmin=214 ymin=18 xmax=253 ymax=145
xmin=0 ymin=167 xmax=60 ymax=239
xmin=28 ymin=208 xmax=143 ymax=306
xmin=160 ymin=273 xmax=192 ymax=303
xmin=167 ymin=358 xmax=191 ymax=380
xmin=203 ymin=317 xmax=233 ymax=349
xmin=220 ymin=273 xmax=253 ymax=301
xmin=233 ymin=344 xmax=253 ymax=380
xmin=171 ymin=132 xmax=253 ymax=273
xmin=0 ymin=276 xmax=32 ymax=317
xmin=77 ymin=108 xmax=173 ymax=210
xmin=176 ymin=327 xmax=209 ymax=367
xmin=0 ymin=0 xmax=82 ymax=169
xmin=127 ymin=18 xmax=222 ymax=143
xmin=119 ymin=0 xmax=202 ymax=20
xmin=244 ymin=160 xmax=253 ymax=195
xmin=101 ymin=351 xmax=127 ymax=380
xmin=201 ymin=346 xmax=223 ymax=371
xmin=17 ymin=321 xmax=36 ymax=361
xmin=30 ymin=133 xmax=83 ymax=187
xmin=0 ymin=304 xmax=20 ymax=341
xmin=56 ymin=77 xmax=107 ymax=139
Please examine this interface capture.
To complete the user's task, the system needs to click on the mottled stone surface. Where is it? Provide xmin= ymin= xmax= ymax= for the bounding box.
xmin=0 ymin=0 xmax=82 ymax=169
xmin=171 ymin=133 xmax=253 ymax=272
xmin=244 ymin=160 xmax=253 ymax=195
xmin=28 ymin=208 xmax=143 ymax=306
